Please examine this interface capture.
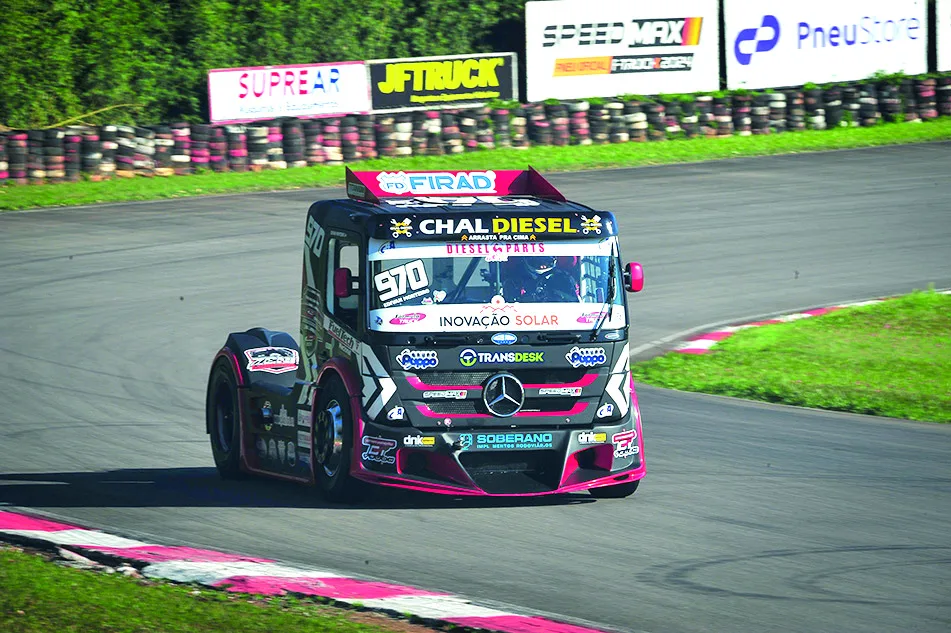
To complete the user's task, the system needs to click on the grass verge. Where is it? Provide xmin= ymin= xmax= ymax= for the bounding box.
xmin=2 ymin=118 xmax=951 ymax=211
xmin=0 ymin=545 xmax=431 ymax=633
xmin=632 ymin=290 xmax=951 ymax=423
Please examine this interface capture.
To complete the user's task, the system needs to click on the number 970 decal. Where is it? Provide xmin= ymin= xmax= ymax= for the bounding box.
xmin=374 ymin=259 xmax=431 ymax=307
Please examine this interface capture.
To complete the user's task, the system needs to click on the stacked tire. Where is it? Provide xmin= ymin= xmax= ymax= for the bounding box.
xmin=247 ymin=124 xmax=268 ymax=171
xmin=303 ymin=120 xmax=327 ymax=164
xmin=226 ymin=125 xmax=249 ymax=172
xmin=209 ymin=125 xmax=229 ymax=172
xmin=265 ymin=121 xmax=285 ymax=169
xmin=0 ymin=133 xmax=7 ymax=185
xmin=569 ymin=101 xmax=591 ymax=145
xmin=7 ymin=131 xmax=27 ymax=184
xmin=171 ymin=123 xmax=192 ymax=175
xmin=100 ymin=125 xmax=117 ymax=179
xmin=511 ymin=108 xmax=529 ymax=149
xmin=322 ymin=118 xmax=343 ymax=164
xmin=192 ymin=124 xmax=211 ymax=171
xmin=491 ymin=107 xmax=511 ymax=148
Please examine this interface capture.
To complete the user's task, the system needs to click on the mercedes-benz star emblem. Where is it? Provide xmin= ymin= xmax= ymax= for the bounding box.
xmin=482 ymin=373 xmax=524 ymax=417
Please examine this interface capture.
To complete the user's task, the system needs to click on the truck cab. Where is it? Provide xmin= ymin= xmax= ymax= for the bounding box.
xmin=205 ymin=168 xmax=645 ymax=500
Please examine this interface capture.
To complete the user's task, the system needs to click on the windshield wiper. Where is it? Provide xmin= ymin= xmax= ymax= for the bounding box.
xmin=589 ymin=257 xmax=616 ymax=341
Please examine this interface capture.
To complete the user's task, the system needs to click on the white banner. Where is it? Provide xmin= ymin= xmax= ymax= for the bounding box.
xmin=208 ymin=61 xmax=371 ymax=123
xmin=939 ymin=0 xmax=951 ymax=72
xmin=524 ymin=0 xmax=720 ymax=102
xmin=724 ymin=0 xmax=927 ymax=90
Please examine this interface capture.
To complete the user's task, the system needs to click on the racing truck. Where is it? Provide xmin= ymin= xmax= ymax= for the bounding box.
xmin=205 ymin=168 xmax=646 ymax=501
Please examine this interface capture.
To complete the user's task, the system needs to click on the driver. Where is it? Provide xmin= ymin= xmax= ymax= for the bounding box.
xmin=503 ymin=256 xmax=579 ymax=302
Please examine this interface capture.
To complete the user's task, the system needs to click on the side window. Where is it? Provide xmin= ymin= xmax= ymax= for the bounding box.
xmin=326 ymin=237 xmax=361 ymax=326
xmin=338 ymin=244 xmax=360 ymax=314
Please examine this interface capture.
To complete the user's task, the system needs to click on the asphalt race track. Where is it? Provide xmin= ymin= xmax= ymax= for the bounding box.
xmin=2 ymin=143 xmax=951 ymax=633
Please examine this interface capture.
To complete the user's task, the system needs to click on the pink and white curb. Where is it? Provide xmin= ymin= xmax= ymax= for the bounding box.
xmin=674 ymin=291 xmax=951 ymax=355
xmin=0 ymin=510 xmax=618 ymax=633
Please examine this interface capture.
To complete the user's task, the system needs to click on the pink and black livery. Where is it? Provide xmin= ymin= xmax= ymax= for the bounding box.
xmin=205 ymin=167 xmax=646 ymax=500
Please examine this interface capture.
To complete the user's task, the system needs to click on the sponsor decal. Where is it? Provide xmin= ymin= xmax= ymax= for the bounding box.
xmin=268 ymin=439 xmax=278 ymax=460
xmin=299 ymin=451 xmax=311 ymax=466
xmin=262 ymin=401 xmax=274 ymax=431
xmin=403 ymin=435 xmax=436 ymax=447
xmin=597 ymin=403 xmax=615 ymax=418
xmin=387 ymin=406 xmax=406 ymax=421
xmin=726 ymin=1 xmax=926 ymax=90
xmin=368 ymin=53 xmax=517 ymax=111
xmin=733 ymin=15 xmax=781 ymax=66
xmin=612 ymin=429 xmax=639 ymax=459
xmin=577 ymin=311 xmax=609 ymax=324
xmin=525 ymin=0 xmax=719 ymax=102
xmin=305 ymin=216 xmax=326 ymax=258
xmin=423 ymin=389 xmax=467 ymax=400
xmin=390 ymin=218 xmax=413 ymax=238
xmin=565 ymin=346 xmax=607 ymax=368
xmin=542 ymin=18 xmax=704 ymax=48
xmin=287 ymin=442 xmax=296 ymax=467
xmin=346 ymin=182 xmax=366 ymax=198
xmin=580 ymin=215 xmax=603 ymax=234
xmin=578 ymin=431 xmax=607 ymax=444
xmin=208 ymin=61 xmax=371 ymax=124
xmin=277 ymin=440 xmax=286 ymax=463
xmin=274 ymin=405 xmax=296 ymax=428
xmin=460 ymin=349 xmax=545 ymax=365
xmin=297 ymin=430 xmax=312 ymax=449
xmin=396 ymin=349 xmax=439 ymax=370
xmin=390 ymin=312 xmax=427 ymax=325
xmin=445 ymin=242 xmax=546 ymax=255
xmin=256 ymin=437 xmax=267 ymax=458
xmin=459 ymin=348 xmax=478 ymax=368
xmin=245 ymin=347 xmax=299 ymax=374
xmin=378 ymin=171 xmax=497 ymax=196
xmin=297 ymin=409 xmax=311 ymax=427
xmin=491 ymin=332 xmax=518 ymax=345
xmin=539 ymin=386 xmax=583 ymax=396
xmin=326 ymin=320 xmax=357 ymax=352
xmin=460 ymin=432 xmax=555 ymax=450
xmin=375 ymin=259 xmax=430 ymax=307
xmin=605 ymin=330 xmax=622 ymax=341
xmin=362 ymin=435 xmax=397 ymax=464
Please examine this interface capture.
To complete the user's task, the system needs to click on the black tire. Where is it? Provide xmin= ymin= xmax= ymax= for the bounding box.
xmin=589 ymin=479 xmax=639 ymax=499
xmin=206 ymin=359 xmax=243 ymax=479
xmin=313 ymin=377 xmax=363 ymax=503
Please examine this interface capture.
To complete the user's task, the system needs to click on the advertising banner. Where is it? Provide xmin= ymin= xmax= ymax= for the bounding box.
xmin=939 ymin=0 xmax=951 ymax=72
xmin=524 ymin=0 xmax=720 ymax=102
xmin=367 ymin=53 xmax=518 ymax=112
xmin=208 ymin=61 xmax=371 ymax=123
xmin=724 ymin=0 xmax=927 ymax=89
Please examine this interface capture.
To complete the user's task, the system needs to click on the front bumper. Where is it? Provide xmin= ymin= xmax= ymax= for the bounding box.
xmin=350 ymin=411 xmax=645 ymax=496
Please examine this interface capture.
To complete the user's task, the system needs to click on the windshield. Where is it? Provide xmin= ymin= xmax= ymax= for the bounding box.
xmin=368 ymin=238 xmax=625 ymax=332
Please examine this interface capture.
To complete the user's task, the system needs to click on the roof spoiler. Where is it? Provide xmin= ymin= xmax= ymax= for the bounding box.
xmin=345 ymin=167 xmax=567 ymax=204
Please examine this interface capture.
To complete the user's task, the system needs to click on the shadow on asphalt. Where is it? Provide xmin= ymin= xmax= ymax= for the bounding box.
xmin=0 ymin=467 xmax=596 ymax=510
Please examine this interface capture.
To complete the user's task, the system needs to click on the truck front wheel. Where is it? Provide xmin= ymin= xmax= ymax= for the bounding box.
xmin=313 ymin=377 xmax=363 ymax=503
xmin=207 ymin=359 xmax=243 ymax=479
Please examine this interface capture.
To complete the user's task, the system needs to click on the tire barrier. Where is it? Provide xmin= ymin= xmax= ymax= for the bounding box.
xmin=0 ymin=132 xmax=7 ymax=185
xmin=3 ymin=75 xmax=951 ymax=186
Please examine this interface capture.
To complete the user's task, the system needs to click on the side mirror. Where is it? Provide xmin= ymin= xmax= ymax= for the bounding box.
xmin=623 ymin=262 xmax=644 ymax=293
xmin=334 ymin=267 xmax=353 ymax=298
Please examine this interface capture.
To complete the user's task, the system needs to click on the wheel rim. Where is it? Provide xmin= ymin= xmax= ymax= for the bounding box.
xmin=315 ymin=399 xmax=345 ymax=478
xmin=213 ymin=379 xmax=235 ymax=453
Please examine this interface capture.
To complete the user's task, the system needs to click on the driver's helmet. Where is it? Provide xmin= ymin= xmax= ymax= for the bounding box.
xmin=522 ymin=255 xmax=557 ymax=277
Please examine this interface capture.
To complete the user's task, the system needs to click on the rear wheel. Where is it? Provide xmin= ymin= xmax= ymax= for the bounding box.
xmin=589 ymin=479 xmax=639 ymax=499
xmin=313 ymin=377 xmax=363 ymax=503
xmin=207 ymin=359 xmax=243 ymax=479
